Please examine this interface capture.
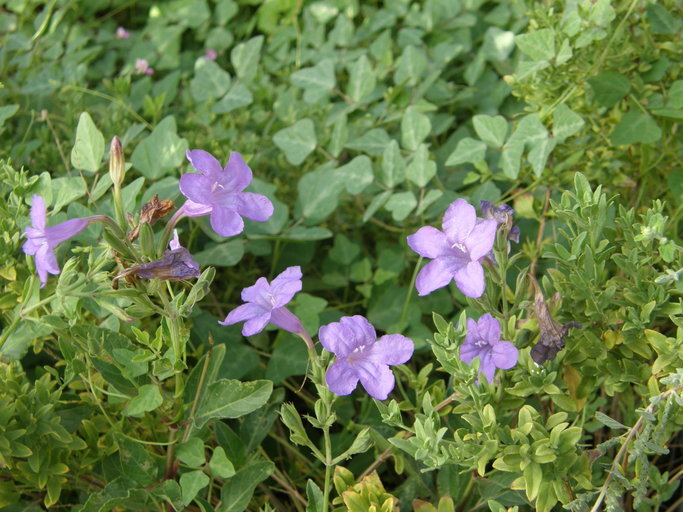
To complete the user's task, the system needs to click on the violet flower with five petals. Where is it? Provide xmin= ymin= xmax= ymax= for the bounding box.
xmin=177 ymin=150 xmax=274 ymax=237
xmin=459 ymin=313 xmax=518 ymax=384
xmin=407 ymin=199 xmax=497 ymax=298
xmin=319 ymin=315 xmax=414 ymax=400
xmin=22 ymin=195 xmax=93 ymax=287
xmin=220 ymin=266 xmax=305 ymax=337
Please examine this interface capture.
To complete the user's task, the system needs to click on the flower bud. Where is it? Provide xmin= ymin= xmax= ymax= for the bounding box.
xmin=109 ymin=136 xmax=125 ymax=189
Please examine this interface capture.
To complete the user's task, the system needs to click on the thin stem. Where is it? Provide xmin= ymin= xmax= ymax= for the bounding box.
xmin=399 ymin=257 xmax=421 ymax=332
xmin=322 ymin=428 xmax=332 ymax=512
xmin=181 ymin=338 xmax=213 ymax=443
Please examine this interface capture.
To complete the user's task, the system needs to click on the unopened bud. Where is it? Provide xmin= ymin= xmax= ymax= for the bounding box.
xmin=109 ymin=136 xmax=125 ymax=188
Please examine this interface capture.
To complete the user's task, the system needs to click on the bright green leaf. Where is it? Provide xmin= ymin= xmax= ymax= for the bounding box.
xmin=336 ymin=155 xmax=373 ymax=194
xmin=194 ymin=240 xmax=244 ymax=267
xmin=515 ymin=29 xmax=555 ymax=61
xmin=210 ymin=447 xmax=236 ymax=479
xmin=406 ymin=144 xmax=436 ymax=187
xmin=195 ymin=379 xmax=273 ymax=429
xmin=273 ymin=119 xmax=317 ymax=165
xmin=552 ymin=104 xmax=584 ymax=141
xmin=70 ymin=112 xmax=104 ymax=173
xmin=381 ymin=140 xmax=406 ymax=187
xmin=347 ymin=54 xmax=375 ymax=103
xmin=176 ymin=438 xmax=206 ymax=467
xmin=472 ymin=115 xmax=507 ymax=147
xmin=230 ymin=35 xmax=264 ymax=82
xmin=384 ymin=191 xmax=417 ymax=221
xmin=122 ymin=384 xmax=163 ymax=417
xmin=445 ymin=137 xmax=486 ymax=165
xmin=401 ymin=106 xmax=431 ymax=151
xmin=212 ymin=83 xmax=253 ymax=113
xmin=131 ymin=116 xmax=188 ymax=180
xmin=180 ymin=470 xmax=209 ymax=506
xmin=190 ymin=59 xmax=231 ymax=102
xmin=291 ymin=59 xmax=335 ymax=103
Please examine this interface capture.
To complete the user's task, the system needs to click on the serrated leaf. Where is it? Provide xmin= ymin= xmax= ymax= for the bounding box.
xmin=70 ymin=112 xmax=104 ymax=173
xmin=446 ymin=137 xmax=486 ymax=165
xmin=515 ymin=29 xmax=555 ymax=61
xmin=273 ymin=119 xmax=317 ymax=165
xmin=472 ymin=115 xmax=507 ymax=147
xmin=230 ymin=35 xmax=264 ymax=82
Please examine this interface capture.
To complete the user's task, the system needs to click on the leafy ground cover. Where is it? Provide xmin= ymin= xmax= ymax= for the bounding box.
xmin=0 ymin=0 xmax=682 ymax=511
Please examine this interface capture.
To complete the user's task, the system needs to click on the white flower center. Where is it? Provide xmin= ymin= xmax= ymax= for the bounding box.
xmin=475 ymin=339 xmax=488 ymax=347
xmin=346 ymin=344 xmax=368 ymax=363
xmin=451 ymin=241 xmax=467 ymax=252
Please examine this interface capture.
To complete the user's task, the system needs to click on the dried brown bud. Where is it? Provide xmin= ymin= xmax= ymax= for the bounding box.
xmin=128 ymin=194 xmax=175 ymax=242
xmin=529 ymin=275 xmax=581 ymax=364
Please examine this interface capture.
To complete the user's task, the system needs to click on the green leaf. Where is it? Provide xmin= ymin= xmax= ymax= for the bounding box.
xmin=666 ymin=80 xmax=683 ymax=109
xmin=0 ymin=104 xmax=19 ymax=127
xmin=131 ymin=116 xmax=188 ymax=179
xmin=401 ymin=106 xmax=431 ymax=151
xmin=291 ymin=59 xmax=335 ymax=103
xmin=230 ymin=35 xmax=264 ymax=82
xmin=406 ymin=144 xmax=436 ymax=187
xmin=346 ymin=128 xmax=391 ymax=156
xmin=514 ymin=29 xmax=555 ymax=61
xmin=552 ymin=104 xmax=584 ymax=141
xmin=347 ymin=54 xmax=375 ymax=103
xmin=306 ymin=480 xmax=324 ymax=512
xmin=190 ymin=59 xmax=231 ymax=102
xmin=70 ymin=112 xmax=104 ymax=173
xmin=381 ymin=140 xmax=406 ymax=187
xmin=384 ymin=191 xmax=417 ymax=221
xmin=527 ymin=136 xmax=556 ymax=177
xmin=194 ymin=240 xmax=244 ymax=267
xmin=445 ymin=137 xmax=486 ymax=165
xmin=219 ymin=458 xmax=274 ymax=512
xmin=116 ymin=436 xmax=159 ymax=486
xmin=523 ymin=462 xmax=542 ymax=500
xmin=329 ymin=234 xmax=361 ymax=265
xmin=1 ymin=321 xmax=52 ymax=360
xmin=180 ymin=470 xmax=209 ymax=506
xmin=281 ymin=226 xmax=333 ymax=241
xmin=176 ymin=438 xmax=206 ymax=468
xmin=51 ymin=177 xmax=86 ymax=213
xmin=594 ymin=411 xmax=627 ymax=430
xmin=587 ymin=71 xmax=630 ymax=108
xmin=265 ymin=336 xmax=308 ymax=384
xmin=500 ymin=140 xmax=523 ymax=179
xmin=646 ymin=4 xmax=680 ymax=35
xmin=273 ymin=118 xmax=317 ymax=165
xmin=123 ymin=384 xmax=163 ymax=417
xmin=210 ymin=447 xmax=236 ymax=479
xmin=336 ymin=155 xmax=373 ymax=194
xmin=212 ymin=83 xmax=253 ymax=113
xmin=472 ymin=115 xmax=507 ymax=147
xmin=195 ymin=379 xmax=273 ymax=428
xmin=394 ymin=45 xmax=427 ymax=86
xmin=296 ymin=165 xmax=341 ymax=222
xmin=611 ymin=112 xmax=662 ymax=145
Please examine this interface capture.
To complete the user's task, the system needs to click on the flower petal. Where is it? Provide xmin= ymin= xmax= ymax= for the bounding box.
xmin=406 ymin=226 xmax=451 ymax=259
xmin=22 ymin=232 xmax=43 ymax=255
xmin=459 ymin=340 xmax=484 ymax=365
xmin=466 ymin=218 xmax=497 ymax=261
xmin=442 ymin=199 xmax=475 ymax=245
xmin=45 ymin=218 xmax=90 ymax=246
xmin=269 ymin=266 xmax=302 ymax=307
xmin=237 ymin=192 xmax=274 ymax=222
xmin=210 ymin=207 xmax=244 ymax=237
xmin=454 ymin=261 xmax=486 ymax=298
xmin=325 ymin=360 xmax=359 ymax=396
xmin=269 ymin=307 xmax=304 ymax=334
xmin=356 ymin=361 xmax=395 ymax=400
xmin=369 ymin=335 xmax=414 ymax=366
xmin=179 ymin=173 xmax=213 ymax=205
xmin=224 ymin=152 xmax=253 ymax=192
xmin=241 ymin=277 xmax=272 ymax=309
xmin=218 ymin=302 xmax=265 ymax=326
xmin=186 ymin=149 xmax=223 ymax=176
xmin=479 ymin=351 xmax=496 ymax=384
xmin=491 ymin=340 xmax=518 ymax=370
xmin=30 ymin=195 xmax=46 ymax=231
xmin=319 ymin=316 xmax=373 ymax=358
xmin=242 ymin=312 xmax=272 ymax=336
xmin=477 ymin=314 xmax=501 ymax=344
xmin=180 ymin=200 xmax=213 ymax=218
xmin=415 ymin=258 xmax=455 ymax=296
xmin=169 ymin=229 xmax=181 ymax=250
xmin=35 ymin=244 xmax=60 ymax=288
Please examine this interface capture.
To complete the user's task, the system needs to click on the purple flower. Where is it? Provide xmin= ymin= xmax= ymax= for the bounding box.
xmin=480 ymin=200 xmax=520 ymax=244
xmin=319 ymin=316 xmax=414 ymax=400
xmin=204 ymin=48 xmax=217 ymax=61
xmin=459 ymin=314 xmax=518 ymax=384
xmin=135 ymin=230 xmax=200 ymax=281
xmin=219 ymin=266 xmax=304 ymax=336
xmin=407 ymin=199 xmax=497 ymax=298
xmin=178 ymin=150 xmax=274 ymax=238
xmin=22 ymin=195 xmax=91 ymax=288
xmin=135 ymin=59 xmax=153 ymax=75
xmin=116 ymin=27 xmax=130 ymax=39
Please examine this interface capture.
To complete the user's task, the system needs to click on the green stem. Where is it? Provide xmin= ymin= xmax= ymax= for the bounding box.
xmin=399 ymin=257 xmax=422 ymax=332
xmin=322 ymin=427 xmax=332 ymax=512
xmin=112 ymin=184 xmax=127 ymax=230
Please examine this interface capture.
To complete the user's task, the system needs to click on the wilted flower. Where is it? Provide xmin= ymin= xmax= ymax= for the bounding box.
xmin=319 ymin=315 xmax=414 ymax=400
xmin=407 ymin=198 xmax=497 ymax=298
xmin=176 ymin=149 xmax=273 ymax=237
xmin=204 ymin=48 xmax=217 ymax=61
xmin=22 ymin=195 xmax=94 ymax=287
xmin=119 ymin=230 xmax=200 ymax=282
xmin=219 ymin=266 xmax=305 ymax=337
xmin=480 ymin=200 xmax=520 ymax=244
xmin=127 ymin=194 xmax=175 ymax=242
xmin=459 ymin=313 xmax=518 ymax=384
xmin=135 ymin=59 xmax=153 ymax=75
xmin=116 ymin=27 xmax=130 ymax=39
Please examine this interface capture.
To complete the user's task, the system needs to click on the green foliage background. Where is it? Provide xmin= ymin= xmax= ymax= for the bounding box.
xmin=0 ymin=0 xmax=681 ymax=511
